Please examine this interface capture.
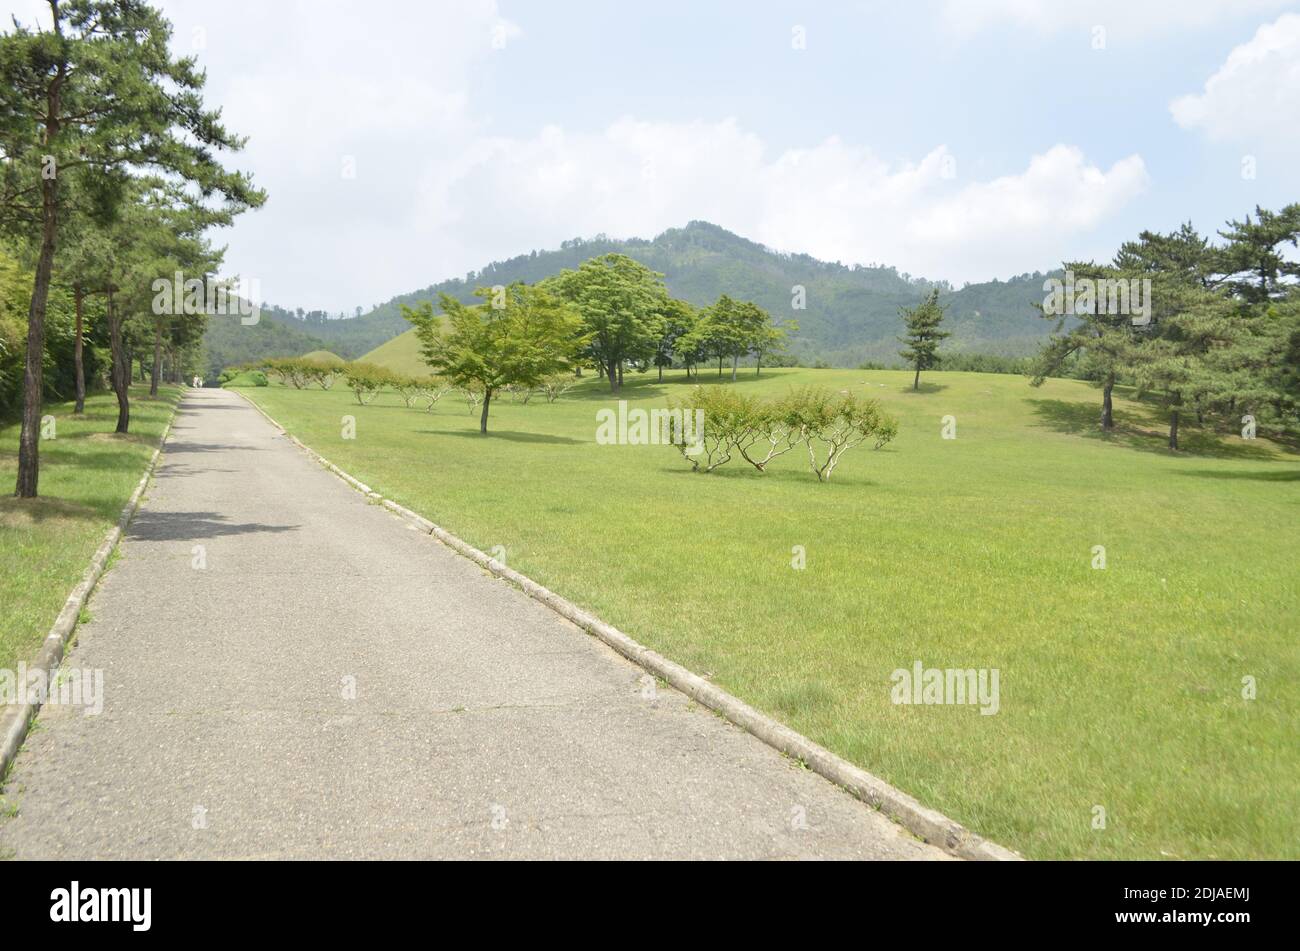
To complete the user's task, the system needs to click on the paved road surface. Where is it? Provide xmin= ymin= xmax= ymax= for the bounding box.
xmin=0 ymin=387 xmax=945 ymax=860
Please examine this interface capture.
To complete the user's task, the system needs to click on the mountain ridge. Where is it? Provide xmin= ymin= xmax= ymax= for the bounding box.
xmin=204 ymin=221 xmax=1058 ymax=374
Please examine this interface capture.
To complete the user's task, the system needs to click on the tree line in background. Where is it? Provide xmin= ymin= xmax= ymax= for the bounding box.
xmin=399 ymin=253 xmax=796 ymax=432
xmin=238 ymin=355 xmax=579 ymax=412
xmin=1 ymin=0 xmax=262 ymax=498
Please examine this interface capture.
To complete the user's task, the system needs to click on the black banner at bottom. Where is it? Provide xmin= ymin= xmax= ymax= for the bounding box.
xmin=6 ymin=859 xmax=1279 ymax=939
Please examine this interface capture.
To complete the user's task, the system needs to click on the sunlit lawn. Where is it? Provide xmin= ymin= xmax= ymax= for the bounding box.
xmin=0 ymin=385 xmax=180 ymax=675
xmin=241 ymin=368 xmax=1299 ymax=859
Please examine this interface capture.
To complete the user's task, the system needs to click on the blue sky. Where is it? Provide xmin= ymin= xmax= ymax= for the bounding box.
xmin=486 ymin=2 xmax=1297 ymax=247
xmin=7 ymin=0 xmax=1299 ymax=311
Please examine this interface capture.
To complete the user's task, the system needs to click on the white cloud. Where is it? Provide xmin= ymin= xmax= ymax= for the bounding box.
xmin=941 ymin=0 xmax=1292 ymax=36
xmin=1170 ymin=12 xmax=1300 ymax=147
xmin=143 ymin=0 xmax=520 ymax=310
xmin=413 ymin=123 xmax=1148 ymax=287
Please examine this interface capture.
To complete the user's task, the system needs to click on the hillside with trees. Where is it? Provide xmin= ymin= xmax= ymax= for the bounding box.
xmin=239 ymin=221 xmax=1054 ymax=371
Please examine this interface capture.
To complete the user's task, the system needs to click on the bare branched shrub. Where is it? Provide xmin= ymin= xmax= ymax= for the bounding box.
xmin=541 ymin=373 xmax=577 ymax=403
xmin=782 ymin=386 xmax=898 ymax=481
xmin=666 ymin=386 xmax=753 ymax=473
xmin=460 ymin=384 xmax=484 ymax=413
xmin=392 ymin=374 xmax=423 ymax=407
xmin=738 ymin=397 xmax=801 ymax=472
xmin=665 ymin=384 xmax=897 ymax=480
xmin=416 ymin=377 xmax=453 ymax=411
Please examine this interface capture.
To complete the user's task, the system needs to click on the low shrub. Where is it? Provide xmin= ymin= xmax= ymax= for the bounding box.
xmin=667 ymin=384 xmax=897 ymax=481
xmin=343 ymin=362 xmax=394 ymax=405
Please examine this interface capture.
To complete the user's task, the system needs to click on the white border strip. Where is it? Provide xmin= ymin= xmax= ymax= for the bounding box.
xmin=1 ymin=408 xmax=176 ymax=782
xmin=237 ymin=389 xmax=1022 ymax=861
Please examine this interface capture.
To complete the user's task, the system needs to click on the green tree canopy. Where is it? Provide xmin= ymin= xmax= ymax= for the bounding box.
xmin=544 ymin=252 xmax=667 ymax=391
xmin=403 ymin=283 xmax=584 ymax=433
xmin=898 ymin=288 xmax=950 ymax=390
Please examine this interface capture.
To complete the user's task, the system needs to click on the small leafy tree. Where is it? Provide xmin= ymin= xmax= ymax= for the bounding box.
xmin=344 ymin=362 xmax=391 ymax=405
xmin=782 ymin=386 xmax=898 ymax=481
xmin=666 ymin=385 xmax=752 ymax=473
xmin=753 ymin=316 xmax=795 ymax=376
xmin=545 ymin=253 xmax=666 ymax=392
xmin=652 ymin=298 xmax=697 ymax=382
xmin=392 ymin=373 xmax=423 ymax=407
xmin=898 ymin=289 xmax=950 ymax=390
xmin=402 ymin=283 xmax=583 ymax=434
xmin=302 ymin=359 xmax=339 ymax=390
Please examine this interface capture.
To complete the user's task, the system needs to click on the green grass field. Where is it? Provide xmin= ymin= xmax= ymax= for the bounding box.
xmin=236 ymin=367 xmax=1299 ymax=859
xmin=0 ymin=386 xmax=180 ymax=675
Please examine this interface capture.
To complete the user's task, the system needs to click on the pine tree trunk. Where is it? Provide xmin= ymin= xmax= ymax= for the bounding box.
xmin=1101 ymin=375 xmax=1114 ymax=431
xmin=1168 ymin=409 xmax=1179 ymax=451
xmin=150 ymin=323 xmax=162 ymax=398
xmin=657 ymin=365 xmax=663 ymax=382
xmin=14 ymin=169 xmax=59 ymax=498
xmin=109 ymin=294 xmax=130 ymax=434
xmin=606 ymin=362 xmax=618 ymax=392
xmin=479 ymin=388 xmax=492 ymax=434
xmin=913 ymin=366 xmax=921 ymax=390
xmin=73 ymin=286 xmax=86 ymax=415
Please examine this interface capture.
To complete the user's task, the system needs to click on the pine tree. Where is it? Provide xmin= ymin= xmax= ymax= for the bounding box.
xmin=898 ymin=289 xmax=950 ymax=390
xmin=1030 ymin=261 xmax=1141 ymax=431
xmin=0 ymin=0 xmax=263 ymax=497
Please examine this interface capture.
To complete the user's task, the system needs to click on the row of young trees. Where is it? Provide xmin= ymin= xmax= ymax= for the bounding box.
xmin=1029 ymin=206 xmax=1300 ymax=449
xmin=251 ymin=355 xmax=579 ymax=411
xmin=1 ymin=0 xmax=262 ymax=497
xmin=399 ymin=253 xmax=794 ymax=433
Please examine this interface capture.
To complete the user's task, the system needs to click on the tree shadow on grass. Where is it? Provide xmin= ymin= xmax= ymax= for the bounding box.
xmin=1026 ymin=398 xmax=1285 ymax=461
xmin=39 ymin=448 xmax=153 ymax=472
xmin=0 ymin=496 xmax=105 ymax=526
xmin=1175 ymin=467 xmax=1300 ymax=482
xmin=65 ymin=431 xmax=156 ymax=447
xmin=657 ymin=459 xmax=882 ymax=488
xmin=417 ymin=429 xmax=584 ymax=445
xmin=899 ymin=381 xmax=948 ymax=394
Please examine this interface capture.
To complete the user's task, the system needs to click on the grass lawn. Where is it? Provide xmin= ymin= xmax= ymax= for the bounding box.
xmin=238 ymin=368 xmax=1299 ymax=859
xmin=0 ymin=385 xmax=180 ymax=675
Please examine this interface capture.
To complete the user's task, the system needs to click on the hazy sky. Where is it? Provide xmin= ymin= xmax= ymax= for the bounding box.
xmin=7 ymin=0 xmax=1300 ymax=312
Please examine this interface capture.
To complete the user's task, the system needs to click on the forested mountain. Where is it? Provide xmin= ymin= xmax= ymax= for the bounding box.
xmin=201 ymin=306 xmax=336 ymax=380
xmin=216 ymin=221 xmax=1056 ymax=372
